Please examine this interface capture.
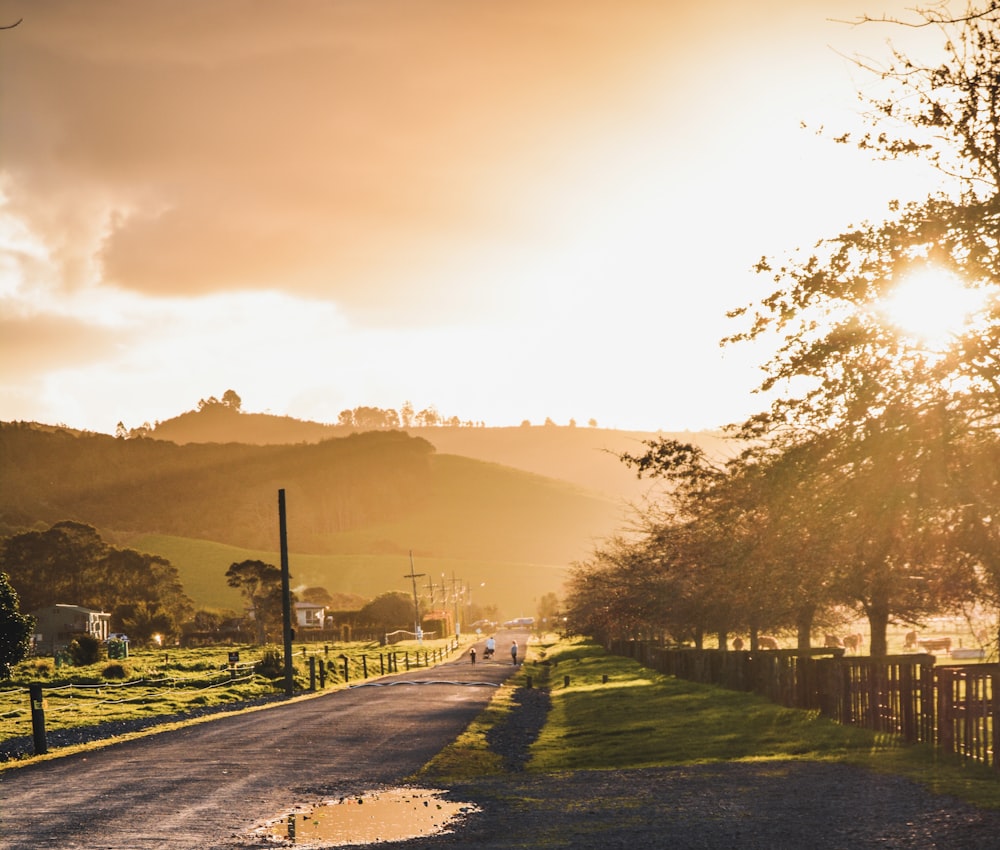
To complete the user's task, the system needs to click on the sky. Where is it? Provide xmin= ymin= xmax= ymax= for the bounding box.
xmin=0 ymin=0 xmax=947 ymax=435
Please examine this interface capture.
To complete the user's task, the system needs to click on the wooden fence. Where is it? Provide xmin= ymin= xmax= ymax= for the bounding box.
xmin=609 ymin=640 xmax=999 ymax=771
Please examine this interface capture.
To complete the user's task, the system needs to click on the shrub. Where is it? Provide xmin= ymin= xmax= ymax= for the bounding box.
xmin=26 ymin=658 xmax=54 ymax=677
xmin=255 ymin=650 xmax=284 ymax=679
xmin=102 ymin=662 xmax=130 ymax=679
xmin=68 ymin=635 xmax=102 ymax=666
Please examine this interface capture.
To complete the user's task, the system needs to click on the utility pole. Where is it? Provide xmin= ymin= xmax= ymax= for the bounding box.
xmin=404 ymin=551 xmax=425 ymax=643
xmin=425 ymin=575 xmax=437 ymax=609
xmin=278 ymin=489 xmax=294 ymax=696
xmin=449 ymin=572 xmax=462 ymax=637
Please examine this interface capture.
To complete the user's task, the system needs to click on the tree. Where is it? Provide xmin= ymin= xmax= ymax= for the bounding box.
xmin=221 ymin=389 xmax=242 ymax=411
xmin=116 ymin=601 xmax=178 ymax=646
xmin=358 ymin=591 xmax=414 ymax=634
xmin=0 ymin=522 xmax=194 ymax=628
xmin=400 ymin=400 xmax=415 ymax=429
xmin=0 ymin=571 xmax=33 ymax=678
xmin=721 ymin=1 xmax=1000 ymax=653
xmin=225 ymin=560 xmax=286 ymax=644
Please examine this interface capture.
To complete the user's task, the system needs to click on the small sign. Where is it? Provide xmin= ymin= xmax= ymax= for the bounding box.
xmin=228 ymin=651 xmax=240 ymax=665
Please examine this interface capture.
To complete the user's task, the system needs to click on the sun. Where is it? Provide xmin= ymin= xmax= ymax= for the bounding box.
xmin=878 ymin=267 xmax=984 ymax=348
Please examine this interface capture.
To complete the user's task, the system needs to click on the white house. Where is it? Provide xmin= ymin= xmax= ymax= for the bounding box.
xmin=30 ymin=604 xmax=112 ymax=652
xmin=293 ymin=601 xmax=327 ymax=630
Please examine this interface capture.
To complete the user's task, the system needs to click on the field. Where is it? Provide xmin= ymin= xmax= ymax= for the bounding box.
xmin=0 ymin=638 xmax=457 ymax=751
xmin=128 ymin=533 xmax=563 ymax=621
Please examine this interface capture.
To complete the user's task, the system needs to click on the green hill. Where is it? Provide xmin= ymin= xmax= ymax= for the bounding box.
xmin=126 ymin=534 xmax=561 ymax=621
xmin=0 ymin=423 xmax=624 ymax=619
xmin=143 ymin=404 xmax=730 ymax=501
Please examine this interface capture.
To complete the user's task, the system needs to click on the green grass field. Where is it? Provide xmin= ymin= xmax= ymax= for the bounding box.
xmin=0 ymin=638 xmax=457 ymax=763
xmin=421 ymin=636 xmax=1000 ymax=810
xmin=128 ymin=533 xmax=563 ymax=620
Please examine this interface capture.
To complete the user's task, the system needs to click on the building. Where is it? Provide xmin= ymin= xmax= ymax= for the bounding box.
xmin=293 ymin=601 xmax=327 ymax=630
xmin=30 ymin=604 xmax=112 ymax=653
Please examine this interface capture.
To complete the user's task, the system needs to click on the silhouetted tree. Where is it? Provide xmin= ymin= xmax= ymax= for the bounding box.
xmin=226 ymin=559 xmax=286 ymax=643
xmin=0 ymin=571 xmax=33 ymax=678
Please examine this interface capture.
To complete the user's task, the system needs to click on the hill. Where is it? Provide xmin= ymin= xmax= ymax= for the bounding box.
xmin=0 ymin=423 xmax=626 ymax=618
xmin=144 ymin=404 xmax=732 ymax=502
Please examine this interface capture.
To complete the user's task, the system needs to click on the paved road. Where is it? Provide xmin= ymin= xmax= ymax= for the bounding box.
xmin=0 ymin=634 xmax=526 ymax=850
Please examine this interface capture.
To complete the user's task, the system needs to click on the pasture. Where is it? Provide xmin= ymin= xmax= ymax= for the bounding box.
xmin=0 ymin=639 xmax=456 ymax=750
xmin=423 ymin=635 xmax=1000 ymax=810
xmin=127 ymin=533 xmax=559 ymax=621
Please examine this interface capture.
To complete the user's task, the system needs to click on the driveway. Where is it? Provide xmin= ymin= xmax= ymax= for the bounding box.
xmin=0 ymin=635 xmax=523 ymax=850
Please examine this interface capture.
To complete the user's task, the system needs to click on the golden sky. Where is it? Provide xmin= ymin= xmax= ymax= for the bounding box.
xmin=0 ymin=0 xmax=943 ymax=433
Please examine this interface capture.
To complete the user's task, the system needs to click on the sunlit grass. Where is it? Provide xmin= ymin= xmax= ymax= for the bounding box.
xmin=422 ymin=635 xmax=1000 ymax=810
xmin=0 ymin=638 xmax=459 ymax=749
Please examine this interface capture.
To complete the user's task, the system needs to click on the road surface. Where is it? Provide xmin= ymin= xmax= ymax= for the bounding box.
xmin=0 ymin=633 xmax=525 ymax=850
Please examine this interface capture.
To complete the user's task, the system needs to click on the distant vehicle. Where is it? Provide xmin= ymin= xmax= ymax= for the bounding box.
xmin=503 ymin=617 xmax=534 ymax=628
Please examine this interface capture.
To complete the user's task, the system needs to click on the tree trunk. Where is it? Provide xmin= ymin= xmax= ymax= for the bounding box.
xmin=866 ymin=598 xmax=890 ymax=657
xmin=796 ymin=604 xmax=815 ymax=652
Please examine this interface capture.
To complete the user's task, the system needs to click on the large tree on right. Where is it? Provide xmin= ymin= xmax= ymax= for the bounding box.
xmin=727 ymin=2 xmax=1000 ymax=654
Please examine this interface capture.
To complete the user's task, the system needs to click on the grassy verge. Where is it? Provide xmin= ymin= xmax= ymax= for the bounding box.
xmin=419 ymin=635 xmax=1000 ymax=810
xmin=0 ymin=639 xmax=458 ymax=751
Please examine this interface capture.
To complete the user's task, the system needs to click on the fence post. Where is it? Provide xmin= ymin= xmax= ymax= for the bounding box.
xmin=319 ymin=659 xmax=326 ymax=689
xmin=29 ymin=684 xmax=47 ymax=755
xmin=308 ymin=656 xmax=316 ymax=692
xmin=341 ymin=654 xmax=349 ymax=682
xmin=937 ymin=667 xmax=955 ymax=755
xmin=362 ymin=655 xmax=368 ymax=678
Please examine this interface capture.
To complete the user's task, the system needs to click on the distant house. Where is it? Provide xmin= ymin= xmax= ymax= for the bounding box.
xmin=293 ymin=601 xmax=326 ymax=630
xmin=31 ymin=604 xmax=112 ymax=653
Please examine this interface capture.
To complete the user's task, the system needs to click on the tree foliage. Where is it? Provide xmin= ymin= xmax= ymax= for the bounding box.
xmin=358 ymin=591 xmax=415 ymax=634
xmin=0 ymin=571 xmax=33 ymax=678
xmin=0 ymin=522 xmax=194 ymax=635
xmin=225 ymin=560 xmax=287 ymax=644
xmin=568 ymin=2 xmax=1000 ymax=655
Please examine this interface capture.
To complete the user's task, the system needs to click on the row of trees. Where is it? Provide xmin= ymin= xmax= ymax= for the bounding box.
xmin=565 ymin=2 xmax=1000 ymax=656
xmin=0 ymin=522 xmax=194 ymax=646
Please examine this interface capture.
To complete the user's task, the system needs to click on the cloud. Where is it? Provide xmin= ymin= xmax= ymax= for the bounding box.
xmin=0 ymin=0 xmax=685 ymax=322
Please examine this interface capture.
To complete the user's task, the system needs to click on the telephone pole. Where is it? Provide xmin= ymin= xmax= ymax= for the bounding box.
xmin=404 ymin=551 xmax=426 ymax=642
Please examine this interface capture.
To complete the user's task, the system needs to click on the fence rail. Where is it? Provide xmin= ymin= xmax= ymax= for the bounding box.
xmin=609 ymin=640 xmax=998 ymax=771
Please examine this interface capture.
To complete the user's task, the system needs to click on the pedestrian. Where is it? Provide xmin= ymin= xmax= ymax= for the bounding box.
xmin=485 ymin=635 xmax=496 ymax=659
xmin=470 ymin=647 xmax=476 ymax=665
xmin=510 ymin=640 xmax=518 ymax=665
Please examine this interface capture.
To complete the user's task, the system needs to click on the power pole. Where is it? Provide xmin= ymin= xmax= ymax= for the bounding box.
xmin=449 ymin=572 xmax=462 ymax=637
xmin=278 ymin=489 xmax=294 ymax=696
xmin=404 ymin=551 xmax=425 ymax=642
xmin=425 ymin=575 xmax=437 ymax=609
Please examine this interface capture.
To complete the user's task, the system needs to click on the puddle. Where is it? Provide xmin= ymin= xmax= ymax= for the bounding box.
xmin=254 ymin=787 xmax=480 ymax=847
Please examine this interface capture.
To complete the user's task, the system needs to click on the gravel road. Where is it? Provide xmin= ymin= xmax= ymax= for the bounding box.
xmin=0 ymin=639 xmax=524 ymax=850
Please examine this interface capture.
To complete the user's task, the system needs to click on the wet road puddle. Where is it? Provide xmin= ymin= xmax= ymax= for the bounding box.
xmin=255 ymin=787 xmax=480 ymax=846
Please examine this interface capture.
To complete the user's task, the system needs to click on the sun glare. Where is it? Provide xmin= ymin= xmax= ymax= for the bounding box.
xmin=879 ymin=267 xmax=983 ymax=347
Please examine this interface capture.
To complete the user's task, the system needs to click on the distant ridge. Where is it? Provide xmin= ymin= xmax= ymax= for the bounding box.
xmin=143 ymin=406 xmax=730 ymax=502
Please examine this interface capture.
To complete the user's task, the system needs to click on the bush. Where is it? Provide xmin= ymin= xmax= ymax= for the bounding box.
xmin=68 ymin=634 xmax=102 ymax=666
xmin=255 ymin=650 xmax=284 ymax=679
xmin=26 ymin=658 xmax=54 ymax=677
xmin=102 ymin=662 xmax=130 ymax=679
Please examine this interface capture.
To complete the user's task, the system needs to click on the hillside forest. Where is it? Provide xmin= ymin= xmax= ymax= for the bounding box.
xmin=0 ymin=411 xmax=708 ymax=642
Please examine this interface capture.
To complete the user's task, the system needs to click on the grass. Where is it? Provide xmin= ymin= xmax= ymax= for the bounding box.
xmin=419 ymin=635 xmax=1000 ymax=810
xmin=128 ymin=532 xmax=563 ymax=619
xmin=0 ymin=638 xmax=458 ymax=758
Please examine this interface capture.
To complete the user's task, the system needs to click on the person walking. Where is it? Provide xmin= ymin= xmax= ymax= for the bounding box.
xmin=510 ymin=640 xmax=518 ymax=665
xmin=470 ymin=647 xmax=477 ymax=665
xmin=485 ymin=635 xmax=496 ymax=659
